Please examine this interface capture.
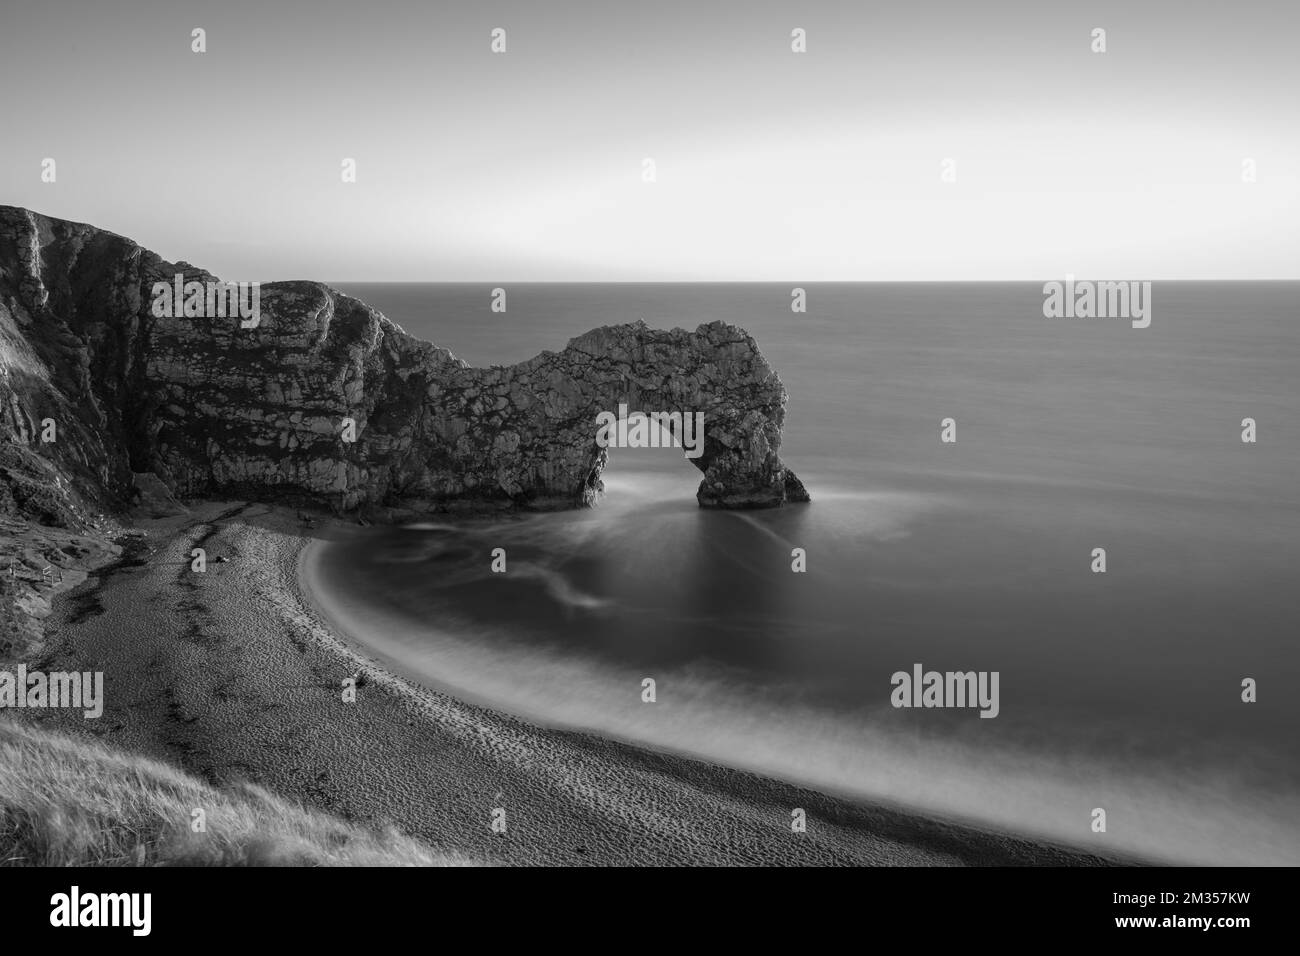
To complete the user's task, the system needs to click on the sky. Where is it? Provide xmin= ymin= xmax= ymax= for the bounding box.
xmin=1 ymin=0 xmax=1297 ymax=281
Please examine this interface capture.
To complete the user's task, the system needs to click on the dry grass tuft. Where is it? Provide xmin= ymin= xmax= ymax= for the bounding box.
xmin=0 ymin=718 xmax=474 ymax=866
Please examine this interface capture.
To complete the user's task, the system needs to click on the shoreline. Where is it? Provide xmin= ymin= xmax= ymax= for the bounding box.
xmin=26 ymin=502 xmax=1120 ymax=866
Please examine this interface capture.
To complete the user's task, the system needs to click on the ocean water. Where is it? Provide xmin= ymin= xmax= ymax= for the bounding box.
xmin=319 ymin=282 xmax=1300 ymax=864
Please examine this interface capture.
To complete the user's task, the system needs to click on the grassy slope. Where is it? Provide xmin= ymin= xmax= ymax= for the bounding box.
xmin=0 ymin=718 xmax=473 ymax=866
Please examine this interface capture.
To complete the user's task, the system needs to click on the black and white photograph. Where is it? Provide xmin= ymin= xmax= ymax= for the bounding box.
xmin=0 ymin=0 xmax=1293 ymax=938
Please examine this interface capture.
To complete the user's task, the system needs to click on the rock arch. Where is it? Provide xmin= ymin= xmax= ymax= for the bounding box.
xmin=0 ymin=207 xmax=809 ymax=517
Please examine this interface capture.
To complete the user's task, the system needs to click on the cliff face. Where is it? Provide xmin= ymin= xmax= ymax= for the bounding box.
xmin=0 ymin=206 xmax=808 ymax=523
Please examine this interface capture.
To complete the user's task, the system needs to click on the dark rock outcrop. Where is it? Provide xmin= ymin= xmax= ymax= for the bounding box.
xmin=0 ymin=206 xmax=808 ymax=521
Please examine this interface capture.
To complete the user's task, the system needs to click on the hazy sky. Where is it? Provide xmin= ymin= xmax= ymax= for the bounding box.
xmin=2 ymin=0 xmax=1297 ymax=280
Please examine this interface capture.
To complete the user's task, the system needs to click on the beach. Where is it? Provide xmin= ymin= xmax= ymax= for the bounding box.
xmin=23 ymin=503 xmax=1110 ymax=866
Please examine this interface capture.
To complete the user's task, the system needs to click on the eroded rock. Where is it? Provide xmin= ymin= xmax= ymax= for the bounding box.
xmin=0 ymin=206 xmax=809 ymax=518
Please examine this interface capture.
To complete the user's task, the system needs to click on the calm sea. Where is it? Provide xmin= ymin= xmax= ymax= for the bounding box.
xmin=318 ymin=282 xmax=1300 ymax=864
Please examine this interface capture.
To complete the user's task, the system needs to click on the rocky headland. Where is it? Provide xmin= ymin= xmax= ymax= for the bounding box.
xmin=0 ymin=206 xmax=806 ymax=515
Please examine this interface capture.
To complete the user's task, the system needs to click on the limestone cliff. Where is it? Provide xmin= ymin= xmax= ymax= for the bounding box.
xmin=0 ymin=205 xmax=808 ymax=527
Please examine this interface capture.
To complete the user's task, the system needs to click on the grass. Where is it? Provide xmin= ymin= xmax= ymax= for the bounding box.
xmin=0 ymin=718 xmax=474 ymax=866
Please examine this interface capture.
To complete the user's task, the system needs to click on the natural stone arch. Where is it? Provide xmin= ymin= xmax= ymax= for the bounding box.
xmin=397 ymin=319 xmax=810 ymax=510
xmin=0 ymin=207 xmax=809 ymax=516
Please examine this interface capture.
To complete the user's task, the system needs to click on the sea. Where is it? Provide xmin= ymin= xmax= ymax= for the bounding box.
xmin=314 ymin=281 xmax=1300 ymax=865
